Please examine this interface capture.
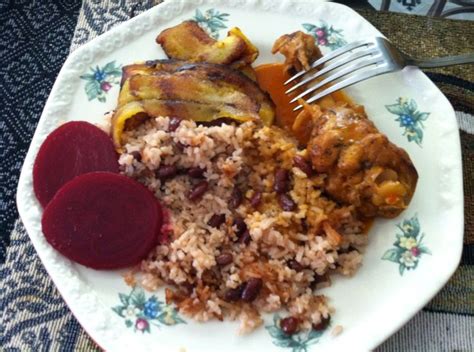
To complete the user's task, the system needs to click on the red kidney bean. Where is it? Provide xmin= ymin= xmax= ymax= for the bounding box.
xmin=280 ymin=316 xmax=300 ymax=335
xmin=180 ymin=282 xmax=194 ymax=295
xmin=233 ymin=217 xmax=247 ymax=236
xmin=229 ymin=187 xmax=243 ymax=209
xmin=312 ymin=315 xmax=331 ymax=331
xmin=188 ymin=167 xmax=205 ymax=178
xmin=310 ymin=273 xmax=330 ymax=290
xmin=250 ymin=191 xmax=262 ymax=208
xmin=156 ymin=165 xmax=177 ymax=180
xmin=274 ymin=169 xmax=290 ymax=194
xmin=279 ymin=194 xmax=297 ymax=211
xmin=241 ymin=278 xmax=263 ymax=302
xmin=293 ymin=155 xmax=313 ymax=176
xmin=188 ymin=181 xmax=208 ymax=201
xmin=175 ymin=141 xmax=186 ymax=151
xmin=239 ymin=230 xmax=251 ymax=245
xmin=287 ymin=259 xmax=303 ymax=272
xmin=207 ymin=214 xmax=226 ymax=228
xmin=168 ymin=116 xmax=182 ymax=132
xmin=215 ymin=252 xmax=233 ymax=266
xmin=130 ymin=151 xmax=142 ymax=162
xmin=223 ymin=285 xmax=244 ymax=302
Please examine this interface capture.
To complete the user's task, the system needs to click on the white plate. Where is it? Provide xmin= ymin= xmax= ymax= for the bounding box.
xmin=17 ymin=0 xmax=464 ymax=351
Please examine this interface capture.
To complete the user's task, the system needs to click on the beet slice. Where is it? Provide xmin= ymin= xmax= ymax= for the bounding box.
xmin=41 ymin=172 xmax=162 ymax=270
xmin=33 ymin=121 xmax=119 ymax=207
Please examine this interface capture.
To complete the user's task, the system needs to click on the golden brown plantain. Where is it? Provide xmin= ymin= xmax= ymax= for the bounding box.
xmin=119 ymin=73 xmax=259 ymax=112
xmin=156 ymin=21 xmax=258 ymax=68
xmin=112 ymin=100 xmax=259 ymax=147
xmin=121 ymin=59 xmax=257 ymax=85
xmin=119 ymin=60 xmax=274 ymax=123
xmin=120 ymin=59 xmax=187 ymax=86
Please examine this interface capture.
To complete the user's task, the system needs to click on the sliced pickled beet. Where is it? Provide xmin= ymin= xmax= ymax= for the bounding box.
xmin=33 ymin=121 xmax=119 ymax=207
xmin=41 ymin=172 xmax=162 ymax=270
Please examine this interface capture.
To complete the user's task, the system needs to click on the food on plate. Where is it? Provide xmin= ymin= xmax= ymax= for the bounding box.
xmin=35 ymin=20 xmax=418 ymax=336
xmin=117 ymin=26 xmax=417 ymax=334
xmin=271 ymin=31 xmax=418 ymax=217
xmin=33 ymin=121 xmax=119 ymax=207
xmin=113 ymin=100 xmax=257 ymax=148
xmin=156 ymin=21 xmax=258 ymax=68
xmin=115 ymin=27 xmax=417 ymax=333
xmin=306 ymin=104 xmax=418 ymax=218
xmin=120 ymin=116 xmax=355 ymax=333
xmin=272 ymin=31 xmax=322 ymax=72
xmin=118 ymin=62 xmax=266 ymax=110
xmin=112 ymin=60 xmax=275 ymax=147
xmin=42 ymin=172 xmax=163 ymax=269
xmin=255 ymin=63 xmax=301 ymax=132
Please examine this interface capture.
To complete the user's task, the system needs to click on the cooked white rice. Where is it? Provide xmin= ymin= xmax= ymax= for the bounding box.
xmin=119 ymin=116 xmax=368 ymax=334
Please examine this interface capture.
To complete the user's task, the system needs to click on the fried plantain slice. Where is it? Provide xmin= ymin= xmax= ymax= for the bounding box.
xmin=111 ymin=100 xmax=259 ymax=148
xmin=120 ymin=59 xmax=186 ymax=86
xmin=119 ymin=73 xmax=259 ymax=113
xmin=118 ymin=60 xmax=274 ymax=124
xmin=121 ymin=59 xmax=257 ymax=85
xmin=155 ymin=21 xmax=258 ymax=68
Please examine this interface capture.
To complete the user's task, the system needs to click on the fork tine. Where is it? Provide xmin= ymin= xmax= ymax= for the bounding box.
xmin=285 ymin=46 xmax=378 ymax=94
xmin=294 ymin=65 xmax=392 ymax=111
xmin=289 ymin=56 xmax=383 ymax=104
xmin=284 ymin=39 xmax=372 ymax=85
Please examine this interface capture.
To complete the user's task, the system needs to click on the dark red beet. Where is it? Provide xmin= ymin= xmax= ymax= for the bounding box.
xmin=41 ymin=172 xmax=162 ymax=270
xmin=33 ymin=121 xmax=119 ymax=207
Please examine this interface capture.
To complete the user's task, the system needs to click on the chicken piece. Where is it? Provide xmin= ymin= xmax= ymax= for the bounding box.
xmin=272 ymin=31 xmax=322 ymax=72
xmin=307 ymin=105 xmax=418 ymax=218
xmin=156 ymin=21 xmax=258 ymax=68
xmin=291 ymin=100 xmax=322 ymax=145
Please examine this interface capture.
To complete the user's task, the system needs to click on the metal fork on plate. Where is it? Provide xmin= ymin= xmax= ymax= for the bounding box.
xmin=285 ymin=37 xmax=474 ymax=111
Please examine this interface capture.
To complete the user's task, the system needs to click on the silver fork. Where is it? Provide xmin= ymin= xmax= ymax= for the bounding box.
xmin=285 ymin=37 xmax=474 ymax=111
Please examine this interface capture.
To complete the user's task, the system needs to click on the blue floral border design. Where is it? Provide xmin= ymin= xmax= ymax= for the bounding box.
xmin=192 ymin=8 xmax=229 ymax=39
xmin=80 ymin=61 xmax=121 ymax=103
xmin=385 ymin=98 xmax=430 ymax=147
xmin=302 ymin=21 xmax=347 ymax=50
xmin=382 ymin=214 xmax=431 ymax=275
xmin=112 ymin=287 xmax=185 ymax=333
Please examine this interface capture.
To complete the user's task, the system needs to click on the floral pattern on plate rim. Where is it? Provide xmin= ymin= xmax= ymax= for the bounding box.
xmin=266 ymin=314 xmax=328 ymax=352
xmin=193 ymin=8 xmax=230 ymax=39
xmin=302 ymin=21 xmax=347 ymax=50
xmin=80 ymin=61 xmax=121 ymax=103
xmin=385 ymin=97 xmax=430 ymax=147
xmin=382 ymin=214 xmax=431 ymax=275
xmin=112 ymin=286 xmax=185 ymax=333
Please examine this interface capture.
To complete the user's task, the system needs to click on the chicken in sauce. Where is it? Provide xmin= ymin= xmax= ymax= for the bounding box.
xmin=272 ymin=31 xmax=418 ymax=218
xmin=272 ymin=31 xmax=322 ymax=72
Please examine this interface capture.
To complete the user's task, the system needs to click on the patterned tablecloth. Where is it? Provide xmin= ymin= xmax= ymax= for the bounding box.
xmin=0 ymin=1 xmax=472 ymax=351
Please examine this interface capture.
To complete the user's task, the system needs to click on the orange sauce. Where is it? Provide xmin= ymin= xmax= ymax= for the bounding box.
xmin=255 ymin=63 xmax=353 ymax=133
xmin=255 ymin=63 xmax=300 ymax=130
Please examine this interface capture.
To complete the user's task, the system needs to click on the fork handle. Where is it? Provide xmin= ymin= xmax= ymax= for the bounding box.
xmin=406 ymin=53 xmax=474 ymax=68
